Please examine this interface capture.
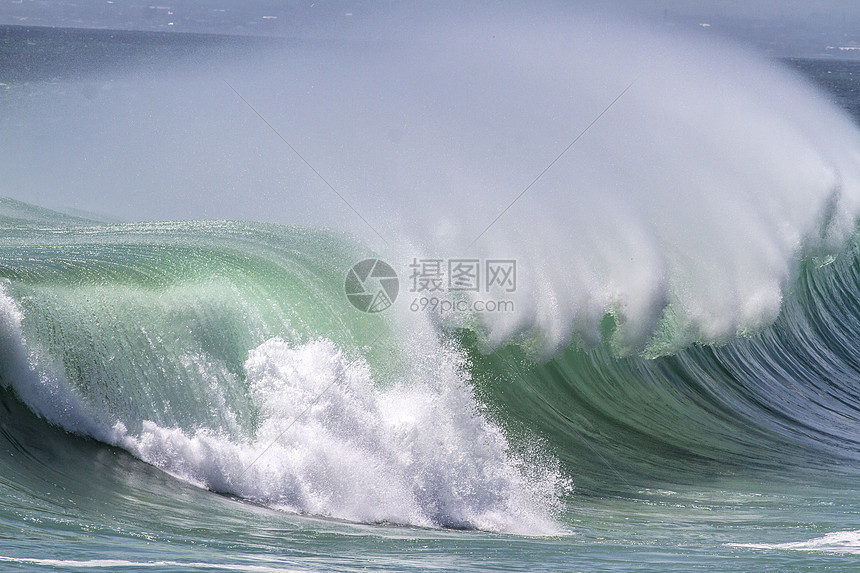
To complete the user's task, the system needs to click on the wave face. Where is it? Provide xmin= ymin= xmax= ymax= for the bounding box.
xmin=464 ymin=239 xmax=860 ymax=486
xmin=0 ymin=198 xmax=566 ymax=533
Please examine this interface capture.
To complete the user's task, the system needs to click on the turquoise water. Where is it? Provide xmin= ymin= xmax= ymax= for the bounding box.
xmin=3 ymin=21 xmax=860 ymax=571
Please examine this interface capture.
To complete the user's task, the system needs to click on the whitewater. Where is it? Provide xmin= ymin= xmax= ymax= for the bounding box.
xmin=3 ymin=5 xmax=860 ymax=571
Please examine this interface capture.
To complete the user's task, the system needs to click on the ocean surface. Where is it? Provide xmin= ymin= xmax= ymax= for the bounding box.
xmin=3 ymin=19 xmax=860 ymax=571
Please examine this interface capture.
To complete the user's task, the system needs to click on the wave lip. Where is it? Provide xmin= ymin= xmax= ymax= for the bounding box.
xmin=6 ymin=13 xmax=860 ymax=359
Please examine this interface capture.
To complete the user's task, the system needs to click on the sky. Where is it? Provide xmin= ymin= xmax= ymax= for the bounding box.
xmin=3 ymin=1 xmax=860 ymax=58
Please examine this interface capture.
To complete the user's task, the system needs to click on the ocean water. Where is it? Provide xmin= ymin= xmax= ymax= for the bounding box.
xmin=3 ymin=13 xmax=860 ymax=571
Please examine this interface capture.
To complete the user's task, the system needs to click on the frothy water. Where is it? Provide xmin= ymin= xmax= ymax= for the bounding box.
xmin=733 ymin=530 xmax=860 ymax=554
xmin=122 ymin=337 xmax=567 ymax=533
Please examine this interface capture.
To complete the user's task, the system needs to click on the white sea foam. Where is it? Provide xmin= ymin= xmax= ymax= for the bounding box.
xmin=118 ymin=336 xmax=568 ymax=534
xmin=731 ymin=529 xmax=860 ymax=554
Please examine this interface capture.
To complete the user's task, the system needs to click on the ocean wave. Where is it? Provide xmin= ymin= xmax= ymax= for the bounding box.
xmin=0 ymin=206 xmax=567 ymax=532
